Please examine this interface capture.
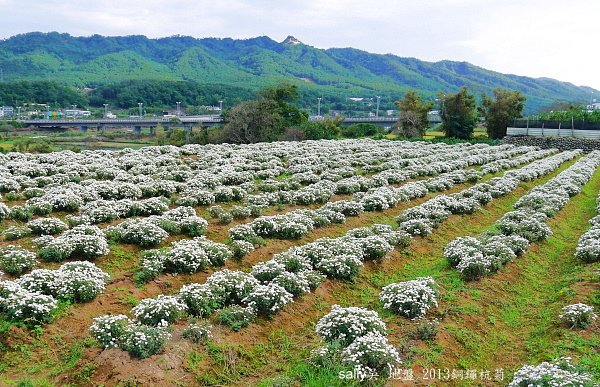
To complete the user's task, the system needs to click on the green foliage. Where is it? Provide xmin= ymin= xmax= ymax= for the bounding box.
xmin=215 ymin=306 xmax=256 ymax=331
xmin=480 ymin=88 xmax=526 ymax=139
xmin=538 ymin=106 xmax=600 ymax=122
xmin=395 ymin=90 xmax=433 ymax=138
xmin=222 ymin=84 xmax=308 ymax=143
xmin=0 ymin=81 xmax=87 ymax=107
xmin=89 ymin=80 xmax=253 ymax=109
xmin=298 ymin=117 xmax=342 ymax=140
xmin=341 ymin=123 xmax=384 ymax=138
xmin=10 ymin=138 xmax=53 ymax=153
xmin=441 ymin=87 xmax=478 ymax=139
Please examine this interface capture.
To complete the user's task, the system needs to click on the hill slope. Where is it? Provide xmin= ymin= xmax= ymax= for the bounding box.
xmin=0 ymin=32 xmax=596 ymax=113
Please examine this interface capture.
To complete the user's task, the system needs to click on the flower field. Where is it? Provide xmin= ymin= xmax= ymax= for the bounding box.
xmin=0 ymin=139 xmax=598 ymax=386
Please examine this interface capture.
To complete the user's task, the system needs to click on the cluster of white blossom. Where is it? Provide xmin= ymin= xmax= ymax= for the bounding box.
xmin=575 ymin=191 xmax=600 ymax=263
xmin=314 ymin=305 xmax=401 ymax=379
xmin=105 ymin=219 xmax=169 ymax=247
xmin=132 ymin=295 xmax=187 ymax=326
xmin=88 ymin=313 xmax=171 ymax=358
xmin=379 ymin=277 xmax=438 ymax=319
xmin=315 ymin=304 xmax=387 ymax=345
xmin=509 ymin=357 xmax=594 ymax=387
xmin=27 ymin=217 xmax=69 ymax=235
xmin=481 ymin=148 xmax=557 ymax=174
xmin=0 ymin=280 xmax=57 ymax=323
xmin=1 ymin=261 xmax=107 ymax=323
xmin=139 ymin=236 xmax=232 ymax=278
xmin=37 ymin=224 xmax=109 ymax=261
xmin=0 ymin=245 xmax=37 ymax=275
xmin=559 ymin=303 xmax=597 ymax=329
xmin=17 ymin=261 xmax=110 ymax=302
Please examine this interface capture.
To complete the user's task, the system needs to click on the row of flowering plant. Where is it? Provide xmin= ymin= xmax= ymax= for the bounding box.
xmin=574 ymin=190 xmax=600 ymax=263
xmin=444 ymin=151 xmax=600 ymax=280
xmin=397 ymin=150 xmax=580 ymax=236
xmin=0 ymin=261 xmax=109 ymax=324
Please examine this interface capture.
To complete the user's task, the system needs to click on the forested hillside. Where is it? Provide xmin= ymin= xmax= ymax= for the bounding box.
xmin=0 ymin=32 xmax=596 ymax=113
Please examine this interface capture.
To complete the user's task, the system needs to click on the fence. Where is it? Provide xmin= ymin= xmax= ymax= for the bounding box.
xmin=512 ymin=119 xmax=600 ymax=131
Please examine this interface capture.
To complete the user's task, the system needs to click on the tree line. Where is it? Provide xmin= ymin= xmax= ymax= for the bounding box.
xmin=218 ymin=84 xmax=527 ymax=143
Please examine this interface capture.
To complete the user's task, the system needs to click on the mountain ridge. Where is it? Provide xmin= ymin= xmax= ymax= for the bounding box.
xmin=0 ymin=32 xmax=596 ymax=113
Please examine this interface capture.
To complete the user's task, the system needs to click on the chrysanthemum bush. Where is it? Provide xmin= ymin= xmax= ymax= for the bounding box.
xmin=178 ymin=283 xmax=221 ymax=317
xmin=131 ymin=295 xmax=187 ymax=326
xmin=241 ymin=283 xmax=293 ymax=315
xmin=559 ymin=303 xmax=597 ymax=329
xmin=0 ymin=202 xmax=9 ymax=222
xmin=182 ymin=322 xmax=212 ymax=343
xmin=339 ymin=332 xmax=402 ymax=378
xmin=379 ymin=277 xmax=438 ymax=319
xmin=3 ymin=226 xmax=31 ymax=241
xmin=17 ymin=261 xmax=110 ymax=303
xmin=0 ymin=283 xmax=58 ymax=323
xmin=315 ymin=304 xmax=387 ymax=346
xmin=89 ymin=314 xmax=130 ymax=348
xmin=106 ymin=219 xmax=169 ymax=247
xmin=215 ymin=305 xmax=257 ymax=331
xmin=508 ymin=357 xmax=594 ymax=387
xmin=313 ymin=305 xmax=401 ymax=380
xmin=0 ymin=245 xmax=37 ymax=275
xmin=27 ymin=217 xmax=68 ymax=235
xmin=37 ymin=225 xmax=109 ymax=261
xmin=136 ymin=237 xmax=232 ymax=282
xmin=119 ymin=323 xmax=171 ymax=359
xmin=205 ymin=269 xmax=260 ymax=305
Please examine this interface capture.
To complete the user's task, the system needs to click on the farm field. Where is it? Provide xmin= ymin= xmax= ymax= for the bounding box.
xmin=0 ymin=139 xmax=598 ymax=386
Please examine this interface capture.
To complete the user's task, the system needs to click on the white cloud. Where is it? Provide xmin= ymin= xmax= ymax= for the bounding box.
xmin=0 ymin=0 xmax=597 ymax=89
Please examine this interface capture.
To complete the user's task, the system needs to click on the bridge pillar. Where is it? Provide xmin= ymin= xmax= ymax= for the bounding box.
xmin=184 ymin=124 xmax=193 ymax=144
xmin=80 ymin=125 xmax=88 ymax=132
xmin=149 ymin=126 xmax=155 ymax=135
xmin=98 ymin=125 xmax=106 ymax=133
xmin=133 ymin=126 xmax=142 ymax=135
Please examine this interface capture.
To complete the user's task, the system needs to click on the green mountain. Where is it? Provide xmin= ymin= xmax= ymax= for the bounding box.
xmin=0 ymin=32 xmax=596 ymax=113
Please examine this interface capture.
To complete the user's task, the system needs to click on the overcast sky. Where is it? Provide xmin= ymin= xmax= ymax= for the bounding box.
xmin=1 ymin=0 xmax=598 ymax=91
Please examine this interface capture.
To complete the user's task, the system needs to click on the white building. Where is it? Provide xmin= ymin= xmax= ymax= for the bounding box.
xmin=64 ymin=109 xmax=91 ymax=117
xmin=586 ymin=102 xmax=600 ymax=111
xmin=0 ymin=106 xmax=14 ymax=117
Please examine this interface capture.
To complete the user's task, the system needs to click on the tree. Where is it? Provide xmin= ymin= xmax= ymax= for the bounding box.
xmin=480 ymin=89 xmax=526 ymax=139
xmin=341 ymin=123 xmax=383 ymax=138
xmin=222 ymin=83 xmax=308 ymax=143
xmin=394 ymin=90 xmax=433 ymax=138
xmin=299 ymin=117 xmax=342 ymax=140
xmin=440 ymin=87 xmax=477 ymax=139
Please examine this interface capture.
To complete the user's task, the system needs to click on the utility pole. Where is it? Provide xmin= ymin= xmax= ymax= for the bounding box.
xmin=138 ymin=102 xmax=143 ymax=118
xmin=46 ymin=103 xmax=50 ymax=119
xmin=317 ymin=97 xmax=322 ymax=117
xmin=375 ymin=96 xmax=381 ymax=118
xmin=176 ymin=101 xmax=181 ymax=116
xmin=103 ymin=103 xmax=108 ymax=118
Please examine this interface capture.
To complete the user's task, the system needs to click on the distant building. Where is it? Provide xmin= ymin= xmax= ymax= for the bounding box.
xmin=586 ymin=102 xmax=600 ymax=111
xmin=64 ymin=109 xmax=91 ymax=117
xmin=427 ymin=110 xmax=442 ymax=124
xmin=0 ymin=106 xmax=14 ymax=117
